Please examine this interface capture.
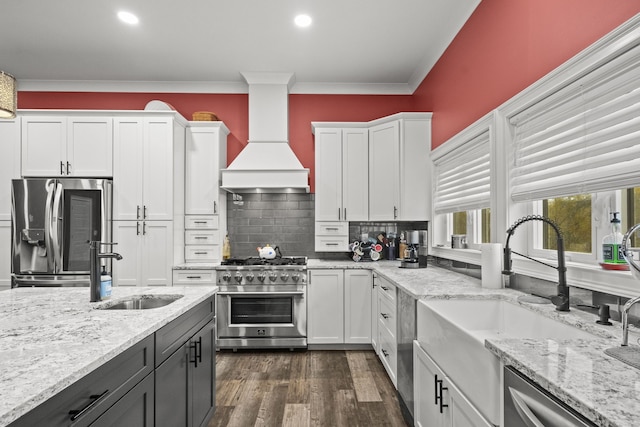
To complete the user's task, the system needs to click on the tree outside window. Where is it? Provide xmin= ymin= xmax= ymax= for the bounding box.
xmin=542 ymin=194 xmax=592 ymax=253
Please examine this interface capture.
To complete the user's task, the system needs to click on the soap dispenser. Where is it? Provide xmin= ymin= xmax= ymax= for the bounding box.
xmin=100 ymin=266 xmax=112 ymax=300
xmin=601 ymin=212 xmax=628 ymax=270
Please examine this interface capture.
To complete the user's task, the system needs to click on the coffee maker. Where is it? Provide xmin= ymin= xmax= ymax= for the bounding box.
xmin=400 ymin=230 xmax=428 ymax=268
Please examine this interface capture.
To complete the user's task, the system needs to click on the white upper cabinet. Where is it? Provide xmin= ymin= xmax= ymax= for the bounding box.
xmin=369 ymin=114 xmax=432 ymax=221
xmin=369 ymin=121 xmax=400 ymax=221
xmin=0 ymin=119 xmax=20 ymax=220
xmin=113 ymin=116 xmax=184 ymax=221
xmin=185 ymin=123 xmax=228 ymax=215
xmin=21 ymin=115 xmax=113 ymax=177
xmin=315 ymin=127 xmax=368 ymax=222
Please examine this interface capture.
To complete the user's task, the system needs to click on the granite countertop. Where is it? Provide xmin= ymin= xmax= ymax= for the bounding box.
xmin=309 ymin=258 xmax=640 ymax=427
xmin=0 ymin=285 xmax=217 ymax=426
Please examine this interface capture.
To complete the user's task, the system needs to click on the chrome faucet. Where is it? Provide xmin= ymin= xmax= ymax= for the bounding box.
xmin=89 ymin=241 xmax=122 ymax=302
xmin=503 ymin=215 xmax=570 ymax=311
xmin=620 ymin=223 xmax=640 ymax=346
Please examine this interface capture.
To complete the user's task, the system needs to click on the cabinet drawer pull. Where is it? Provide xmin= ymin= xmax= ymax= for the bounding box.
xmin=186 ymin=276 xmax=202 ymax=279
xmin=326 ymin=227 xmax=339 ymax=231
xmin=326 ymin=243 xmax=339 ymax=246
xmin=194 ymin=221 xmax=207 ymax=224
xmin=194 ymin=251 xmax=208 ymax=255
xmin=69 ymin=389 xmax=109 ymax=421
xmin=194 ymin=236 xmax=208 ymax=240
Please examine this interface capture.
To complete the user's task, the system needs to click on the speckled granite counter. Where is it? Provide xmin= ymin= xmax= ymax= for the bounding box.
xmin=0 ymin=286 xmax=217 ymax=426
xmin=308 ymin=259 xmax=640 ymax=427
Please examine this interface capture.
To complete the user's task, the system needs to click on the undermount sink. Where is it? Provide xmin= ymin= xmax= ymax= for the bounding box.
xmin=98 ymin=294 xmax=183 ymax=310
xmin=417 ymin=298 xmax=593 ymax=425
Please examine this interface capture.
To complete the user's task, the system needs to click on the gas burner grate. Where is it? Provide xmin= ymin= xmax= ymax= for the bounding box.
xmin=221 ymin=256 xmax=307 ymax=266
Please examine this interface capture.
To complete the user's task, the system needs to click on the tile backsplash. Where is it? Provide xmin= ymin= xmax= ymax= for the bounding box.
xmin=226 ymin=193 xmax=315 ymax=257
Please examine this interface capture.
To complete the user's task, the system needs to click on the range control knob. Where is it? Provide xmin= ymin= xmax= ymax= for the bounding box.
xmin=245 ymin=273 xmax=255 ymax=282
xmin=222 ymin=272 xmax=232 ymax=282
xmin=234 ymin=273 xmax=243 ymax=283
xmin=280 ymin=273 xmax=289 ymax=282
xmin=257 ymin=272 xmax=267 ymax=282
xmin=268 ymin=272 xmax=278 ymax=282
xmin=291 ymin=273 xmax=300 ymax=282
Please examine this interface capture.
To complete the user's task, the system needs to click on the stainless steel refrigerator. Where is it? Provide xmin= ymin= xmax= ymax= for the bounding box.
xmin=11 ymin=178 xmax=112 ymax=287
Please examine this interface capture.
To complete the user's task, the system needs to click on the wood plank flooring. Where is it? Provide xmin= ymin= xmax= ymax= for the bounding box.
xmin=209 ymin=350 xmax=410 ymax=427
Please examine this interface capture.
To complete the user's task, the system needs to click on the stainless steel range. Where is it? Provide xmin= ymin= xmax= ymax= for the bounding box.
xmin=216 ymin=257 xmax=307 ymax=350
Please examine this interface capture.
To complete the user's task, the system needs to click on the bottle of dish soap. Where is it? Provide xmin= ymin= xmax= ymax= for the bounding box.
xmin=100 ymin=266 xmax=112 ymax=300
xmin=222 ymin=234 xmax=231 ymax=260
xmin=602 ymin=212 xmax=627 ymax=269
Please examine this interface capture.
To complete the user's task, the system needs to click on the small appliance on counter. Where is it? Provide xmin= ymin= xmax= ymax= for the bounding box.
xmin=400 ymin=230 xmax=428 ymax=268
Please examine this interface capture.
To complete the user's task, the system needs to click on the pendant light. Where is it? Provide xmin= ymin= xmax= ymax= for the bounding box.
xmin=0 ymin=71 xmax=17 ymax=119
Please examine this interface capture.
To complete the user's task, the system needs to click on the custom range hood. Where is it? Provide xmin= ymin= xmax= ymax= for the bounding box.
xmin=221 ymin=72 xmax=310 ymax=193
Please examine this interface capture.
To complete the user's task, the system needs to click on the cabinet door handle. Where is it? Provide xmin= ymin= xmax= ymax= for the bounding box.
xmin=66 ymin=161 xmax=71 ymax=175
xmin=381 ymin=349 xmax=389 ymax=358
xmin=380 ymin=313 xmax=389 ymax=319
xmin=143 ymin=222 xmax=147 ymax=235
xmin=434 ymin=374 xmax=440 ymax=405
xmin=344 ymin=208 xmax=347 ymax=221
xmin=214 ymin=201 xmax=217 ymax=214
xmin=60 ymin=161 xmax=65 ymax=175
xmin=143 ymin=205 xmax=148 ymax=219
xmin=136 ymin=222 xmax=140 ymax=236
xmin=69 ymin=389 xmax=109 ymax=421
xmin=137 ymin=205 xmax=141 ymax=220
xmin=338 ymin=208 xmax=341 ymax=220
xmin=381 ymin=286 xmax=389 ymax=291
xmin=394 ymin=206 xmax=398 ymax=219
xmin=437 ymin=378 xmax=449 ymax=413
xmin=189 ymin=336 xmax=203 ymax=367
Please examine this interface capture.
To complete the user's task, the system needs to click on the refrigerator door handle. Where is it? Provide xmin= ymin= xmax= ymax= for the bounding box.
xmin=44 ymin=180 xmax=57 ymax=272
xmin=51 ymin=181 xmax=64 ymax=273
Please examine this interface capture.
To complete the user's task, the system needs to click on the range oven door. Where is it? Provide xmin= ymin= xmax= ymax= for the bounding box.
xmin=217 ymin=285 xmax=307 ymax=349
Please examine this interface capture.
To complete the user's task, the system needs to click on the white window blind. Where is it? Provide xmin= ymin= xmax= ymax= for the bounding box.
xmin=433 ymin=130 xmax=490 ymax=214
xmin=510 ymin=42 xmax=640 ymax=202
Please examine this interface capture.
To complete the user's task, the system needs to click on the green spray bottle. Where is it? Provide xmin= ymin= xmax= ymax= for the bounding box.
xmin=602 ymin=212 xmax=627 ymax=268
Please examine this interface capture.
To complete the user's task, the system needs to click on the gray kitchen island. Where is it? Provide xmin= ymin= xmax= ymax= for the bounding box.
xmin=0 ymin=286 xmax=217 ymax=427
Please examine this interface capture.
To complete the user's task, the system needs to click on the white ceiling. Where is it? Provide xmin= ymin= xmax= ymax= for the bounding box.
xmin=1 ymin=0 xmax=480 ymax=94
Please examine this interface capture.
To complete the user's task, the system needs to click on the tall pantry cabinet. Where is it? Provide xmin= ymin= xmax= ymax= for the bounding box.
xmin=183 ymin=122 xmax=229 ymax=264
xmin=0 ymin=119 xmax=20 ymax=290
xmin=112 ymin=113 xmax=186 ymax=287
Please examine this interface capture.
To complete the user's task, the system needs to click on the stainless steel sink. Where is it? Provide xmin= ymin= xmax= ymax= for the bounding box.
xmin=99 ymin=294 xmax=183 ymax=310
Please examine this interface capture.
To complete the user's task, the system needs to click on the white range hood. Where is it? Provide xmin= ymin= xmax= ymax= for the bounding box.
xmin=221 ymin=72 xmax=310 ymax=193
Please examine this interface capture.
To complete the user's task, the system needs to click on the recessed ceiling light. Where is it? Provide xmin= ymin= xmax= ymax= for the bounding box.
xmin=294 ymin=14 xmax=312 ymax=28
xmin=118 ymin=11 xmax=139 ymax=25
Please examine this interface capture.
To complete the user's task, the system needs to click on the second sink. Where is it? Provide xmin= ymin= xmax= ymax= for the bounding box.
xmin=417 ymin=298 xmax=594 ymax=425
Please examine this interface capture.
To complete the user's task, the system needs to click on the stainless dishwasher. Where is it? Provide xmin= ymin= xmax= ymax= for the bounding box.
xmin=504 ymin=366 xmax=596 ymax=426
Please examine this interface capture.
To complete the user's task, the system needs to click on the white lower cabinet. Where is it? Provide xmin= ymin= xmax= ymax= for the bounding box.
xmin=113 ymin=221 xmax=173 ymax=287
xmin=308 ymin=269 xmax=372 ymax=344
xmin=414 ymin=341 xmax=491 ymax=427
xmin=375 ymin=274 xmax=397 ymax=386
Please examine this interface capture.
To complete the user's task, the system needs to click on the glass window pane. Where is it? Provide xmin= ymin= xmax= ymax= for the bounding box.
xmin=482 ymin=208 xmax=491 ymax=243
xmin=453 ymin=211 xmax=467 ymax=235
xmin=542 ymin=195 xmax=591 ymax=253
xmin=624 ymin=187 xmax=640 ymax=247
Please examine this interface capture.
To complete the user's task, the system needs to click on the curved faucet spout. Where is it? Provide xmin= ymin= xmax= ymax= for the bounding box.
xmin=503 ymin=215 xmax=569 ymax=312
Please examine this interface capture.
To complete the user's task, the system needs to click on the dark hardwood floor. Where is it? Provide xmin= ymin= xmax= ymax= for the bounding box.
xmin=209 ymin=350 xmax=410 ymax=427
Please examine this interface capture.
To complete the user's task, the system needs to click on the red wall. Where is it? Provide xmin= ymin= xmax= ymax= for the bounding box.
xmin=16 ymin=1 xmax=640 ymax=189
xmin=414 ymin=0 xmax=640 ymax=148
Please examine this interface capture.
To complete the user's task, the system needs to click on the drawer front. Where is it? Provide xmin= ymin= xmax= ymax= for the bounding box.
xmin=185 ymin=216 xmax=219 ymax=229
xmin=377 ymin=323 xmax=397 ymax=387
xmin=376 ymin=275 xmax=397 ymax=303
xmin=378 ymin=294 xmax=397 ymax=337
xmin=185 ymin=229 xmax=220 ymax=245
xmin=315 ymin=221 xmax=349 ymax=235
xmin=185 ymin=246 xmax=220 ymax=263
xmin=173 ymin=270 xmax=216 ymax=285
xmin=10 ymin=335 xmax=154 ymax=427
xmin=155 ymin=297 xmax=215 ymax=367
xmin=315 ymin=236 xmax=349 ymax=252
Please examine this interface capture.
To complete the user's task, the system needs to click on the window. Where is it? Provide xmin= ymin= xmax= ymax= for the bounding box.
xmin=623 ymin=187 xmax=640 ymax=247
xmin=541 ymin=194 xmax=592 ymax=253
